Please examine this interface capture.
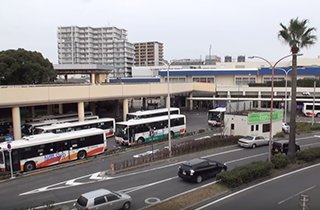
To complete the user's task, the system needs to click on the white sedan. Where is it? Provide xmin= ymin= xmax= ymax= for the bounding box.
xmin=238 ymin=136 xmax=269 ymax=148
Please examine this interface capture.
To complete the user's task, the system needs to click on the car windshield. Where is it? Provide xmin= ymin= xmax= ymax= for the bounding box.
xmin=76 ymin=196 xmax=88 ymax=207
xmin=243 ymin=136 xmax=254 ymax=140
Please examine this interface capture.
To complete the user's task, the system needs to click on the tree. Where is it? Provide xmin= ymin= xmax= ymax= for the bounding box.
xmin=0 ymin=48 xmax=56 ymax=85
xmin=278 ymin=17 xmax=317 ymax=160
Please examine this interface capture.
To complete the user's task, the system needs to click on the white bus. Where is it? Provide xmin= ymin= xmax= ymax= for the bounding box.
xmin=115 ymin=114 xmax=186 ymax=146
xmin=0 ymin=128 xmax=106 ymax=172
xmin=302 ymin=103 xmax=320 ymax=117
xmin=208 ymin=107 xmax=226 ymax=126
xmin=25 ymin=111 xmax=94 ymax=123
xmin=126 ymin=107 xmax=180 ymax=120
xmin=33 ymin=118 xmax=116 ymax=138
xmin=22 ymin=115 xmax=99 ymax=136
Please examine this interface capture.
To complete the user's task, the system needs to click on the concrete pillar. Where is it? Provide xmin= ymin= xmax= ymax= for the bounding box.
xmin=227 ymin=91 xmax=231 ymax=98
xmin=90 ymin=73 xmax=96 ymax=84
xmin=142 ymin=97 xmax=147 ymax=110
xmin=123 ymin=98 xmax=129 ymax=121
xmin=58 ymin=104 xmax=63 ymax=114
xmin=78 ymin=101 xmax=85 ymax=122
xmin=12 ymin=107 xmax=21 ymax=140
xmin=258 ymin=91 xmax=262 ymax=108
xmin=89 ymin=102 xmax=96 ymax=115
xmin=188 ymin=92 xmax=193 ymax=111
xmin=47 ymin=105 xmax=53 ymax=115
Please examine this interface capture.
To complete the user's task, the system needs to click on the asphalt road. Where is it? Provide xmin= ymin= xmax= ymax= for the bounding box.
xmin=195 ymin=163 xmax=320 ymax=210
xmin=1 ymin=132 xmax=320 ymax=210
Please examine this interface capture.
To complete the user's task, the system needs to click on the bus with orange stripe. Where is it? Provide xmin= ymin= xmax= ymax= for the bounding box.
xmin=0 ymin=128 xmax=106 ymax=172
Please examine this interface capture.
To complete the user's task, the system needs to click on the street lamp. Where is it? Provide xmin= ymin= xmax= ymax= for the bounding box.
xmin=161 ymin=60 xmax=172 ymax=157
xmin=277 ymin=66 xmax=304 ymax=123
xmin=277 ymin=68 xmax=292 ymax=123
xmin=249 ymin=54 xmax=293 ymax=162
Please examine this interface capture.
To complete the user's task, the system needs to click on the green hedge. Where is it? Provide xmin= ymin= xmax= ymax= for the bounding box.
xmin=217 ymin=161 xmax=273 ymax=188
xmin=271 ymin=153 xmax=289 ymax=169
xmin=297 ymin=147 xmax=320 ymax=162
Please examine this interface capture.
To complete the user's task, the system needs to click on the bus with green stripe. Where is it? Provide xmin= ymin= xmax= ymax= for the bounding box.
xmin=115 ymin=114 xmax=186 ymax=146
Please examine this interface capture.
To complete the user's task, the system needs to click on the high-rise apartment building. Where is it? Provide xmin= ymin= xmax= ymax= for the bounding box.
xmin=134 ymin=42 xmax=163 ymax=66
xmin=57 ymin=26 xmax=135 ymax=77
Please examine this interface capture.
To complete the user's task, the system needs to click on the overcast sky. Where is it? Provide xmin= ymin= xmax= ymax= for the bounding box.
xmin=1 ymin=0 xmax=319 ymax=64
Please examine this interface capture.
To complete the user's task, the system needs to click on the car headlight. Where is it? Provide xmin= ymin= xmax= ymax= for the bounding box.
xmin=190 ymin=169 xmax=195 ymax=176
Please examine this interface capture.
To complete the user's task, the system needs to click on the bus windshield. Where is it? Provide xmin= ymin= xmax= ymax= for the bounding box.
xmin=208 ymin=111 xmax=222 ymax=121
xmin=115 ymin=124 xmax=128 ymax=139
xmin=208 ymin=108 xmax=225 ymax=127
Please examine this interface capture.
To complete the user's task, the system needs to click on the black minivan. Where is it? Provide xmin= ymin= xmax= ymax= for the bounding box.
xmin=272 ymin=140 xmax=300 ymax=155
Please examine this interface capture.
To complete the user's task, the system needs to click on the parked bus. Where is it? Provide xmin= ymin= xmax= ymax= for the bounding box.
xmin=22 ymin=115 xmax=99 ymax=136
xmin=208 ymin=107 xmax=226 ymax=126
xmin=302 ymin=103 xmax=320 ymax=117
xmin=0 ymin=128 xmax=106 ymax=172
xmin=115 ymin=114 xmax=186 ymax=146
xmin=25 ymin=111 xmax=94 ymax=123
xmin=33 ymin=118 xmax=116 ymax=138
xmin=126 ymin=107 xmax=180 ymax=120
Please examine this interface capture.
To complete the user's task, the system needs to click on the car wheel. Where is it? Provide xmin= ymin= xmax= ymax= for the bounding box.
xmin=77 ymin=151 xmax=87 ymax=160
xmin=122 ymin=201 xmax=131 ymax=210
xmin=24 ymin=161 xmax=35 ymax=172
xmin=252 ymin=144 xmax=256 ymax=149
xmin=196 ymin=175 xmax=203 ymax=183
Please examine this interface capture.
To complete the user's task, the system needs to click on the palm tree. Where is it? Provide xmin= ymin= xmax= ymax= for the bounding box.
xmin=278 ymin=17 xmax=317 ymax=160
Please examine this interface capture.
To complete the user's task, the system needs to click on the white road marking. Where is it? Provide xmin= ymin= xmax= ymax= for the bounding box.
xmin=119 ymin=177 xmax=177 ymax=194
xmin=19 ymin=134 xmax=318 ymax=196
xmin=278 ymin=185 xmax=317 ymax=205
xmin=195 ymin=136 xmax=210 ymax=141
xmin=145 ymin=197 xmax=161 ymax=205
xmin=65 ymin=179 xmax=84 ymax=186
xmin=194 ymin=163 xmax=320 ymax=210
xmin=140 ymin=181 xmax=220 ymax=210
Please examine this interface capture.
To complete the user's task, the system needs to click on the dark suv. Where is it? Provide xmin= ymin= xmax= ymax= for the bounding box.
xmin=272 ymin=140 xmax=300 ymax=155
xmin=178 ymin=158 xmax=227 ymax=183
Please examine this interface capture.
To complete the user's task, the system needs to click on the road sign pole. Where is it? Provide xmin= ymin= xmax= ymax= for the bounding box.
xmin=9 ymin=150 xmax=14 ymax=179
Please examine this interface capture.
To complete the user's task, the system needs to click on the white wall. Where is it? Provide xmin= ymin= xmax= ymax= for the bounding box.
xmin=224 ymin=113 xmax=282 ymax=138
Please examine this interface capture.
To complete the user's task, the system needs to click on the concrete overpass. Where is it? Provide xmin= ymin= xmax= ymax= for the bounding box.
xmin=0 ymin=82 xmax=214 ymax=140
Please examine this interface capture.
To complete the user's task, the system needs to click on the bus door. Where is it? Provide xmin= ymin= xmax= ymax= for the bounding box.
xmin=56 ymin=140 xmax=71 ymax=162
xmin=128 ymin=127 xmax=134 ymax=144
xmin=3 ymin=150 xmax=20 ymax=172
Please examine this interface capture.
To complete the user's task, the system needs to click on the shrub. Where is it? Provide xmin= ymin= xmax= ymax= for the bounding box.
xmin=274 ymin=132 xmax=285 ymax=138
xmin=271 ymin=153 xmax=289 ymax=169
xmin=198 ymin=129 xmax=206 ymax=133
xmin=217 ymin=161 xmax=273 ymax=188
xmin=297 ymin=147 xmax=320 ymax=162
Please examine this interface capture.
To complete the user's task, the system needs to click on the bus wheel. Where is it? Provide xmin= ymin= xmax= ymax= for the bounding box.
xmin=77 ymin=151 xmax=87 ymax=160
xmin=24 ymin=161 xmax=35 ymax=172
xmin=137 ymin=137 xmax=145 ymax=143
